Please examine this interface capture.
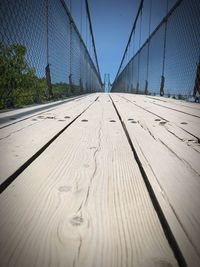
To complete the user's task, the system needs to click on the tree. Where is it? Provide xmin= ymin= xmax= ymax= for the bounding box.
xmin=0 ymin=43 xmax=45 ymax=108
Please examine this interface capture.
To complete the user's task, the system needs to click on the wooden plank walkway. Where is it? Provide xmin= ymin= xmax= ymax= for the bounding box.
xmin=0 ymin=93 xmax=199 ymax=267
xmin=0 ymin=94 xmax=98 ymax=187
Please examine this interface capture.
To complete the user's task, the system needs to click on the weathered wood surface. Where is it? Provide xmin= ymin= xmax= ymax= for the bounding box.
xmin=146 ymin=96 xmax=200 ymax=117
xmin=0 ymin=94 xmax=178 ymax=267
xmin=0 ymin=94 xmax=98 ymax=185
xmin=120 ymin=94 xmax=200 ymax=139
xmin=0 ymin=94 xmax=88 ymax=128
xmin=111 ymin=93 xmax=200 ymax=267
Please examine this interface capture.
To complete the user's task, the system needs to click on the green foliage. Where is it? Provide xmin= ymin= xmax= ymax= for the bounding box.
xmin=52 ymin=82 xmax=71 ymax=99
xmin=177 ymin=94 xmax=186 ymax=100
xmin=52 ymin=83 xmax=83 ymax=99
xmin=0 ymin=43 xmax=46 ymax=108
xmin=0 ymin=43 xmax=85 ymax=109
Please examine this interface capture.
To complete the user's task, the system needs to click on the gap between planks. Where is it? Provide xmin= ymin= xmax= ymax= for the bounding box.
xmin=0 ymin=94 xmax=99 ymax=192
xmin=110 ymin=93 xmax=200 ymax=267
xmin=118 ymin=93 xmax=200 ymax=141
xmin=0 ymin=94 xmax=178 ymax=267
xmin=0 ymin=94 xmax=91 ymax=129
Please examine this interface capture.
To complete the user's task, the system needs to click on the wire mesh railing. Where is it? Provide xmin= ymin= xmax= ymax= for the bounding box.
xmin=111 ymin=0 xmax=200 ymax=101
xmin=0 ymin=0 xmax=103 ymax=109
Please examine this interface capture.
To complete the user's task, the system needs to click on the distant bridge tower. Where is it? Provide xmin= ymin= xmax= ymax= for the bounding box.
xmin=104 ymin=73 xmax=112 ymax=92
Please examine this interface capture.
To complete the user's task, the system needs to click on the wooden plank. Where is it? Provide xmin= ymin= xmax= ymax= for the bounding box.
xmin=119 ymin=94 xmax=200 ymax=139
xmin=0 ymin=94 xmax=178 ymax=267
xmin=146 ymin=96 xmax=200 ymax=114
xmin=113 ymin=94 xmax=200 ymax=175
xmin=147 ymin=96 xmax=200 ymax=109
xmin=0 ymin=94 xmax=98 ymax=186
xmin=146 ymin=98 xmax=200 ymax=118
xmin=0 ymin=94 xmax=89 ymax=128
xmin=111 ymin=93 xmax=200 ymax=267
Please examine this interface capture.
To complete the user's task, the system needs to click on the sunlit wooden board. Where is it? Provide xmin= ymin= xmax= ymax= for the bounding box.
xmin=111 ymin=93 xmax=200 ymax=267
xmin=0 ymin=94 xmax=178 ymax=267
xmin=119 ymin=93 xmax=200 ymax=139
xmin=0 ymin=94 xmax=90 ymax=128
xmin=0 ymin=94 xmax=98 ymax=185
xmin=147 ymin=95 xmax=200 ymax=112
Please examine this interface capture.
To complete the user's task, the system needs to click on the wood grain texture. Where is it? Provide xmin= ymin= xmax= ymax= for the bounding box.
xmin=115 ymin=94 xmax=200 ymax=175
xmin=120 ymin=94 xmax=200 ymax=139
xmin=0 ymin=94 xmax=98 ymax=184
xmin=0 ymin=94 xmax=178 ymax=267
xmin=147 ymin=96 xmax=200 ymax=111
xmin=146 ymin=96 xmax=200 ymax=117
xmin=0 ymin=94 xmax=88 ymax=128
xmin=111 ymin=93 xmax=200 ymax=267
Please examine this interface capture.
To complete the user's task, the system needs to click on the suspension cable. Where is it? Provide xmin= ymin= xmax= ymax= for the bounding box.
xmin=113 ymin=0 xmax=144 ymax=85
xmin=85 ymin=0 xmax=102 ymax=83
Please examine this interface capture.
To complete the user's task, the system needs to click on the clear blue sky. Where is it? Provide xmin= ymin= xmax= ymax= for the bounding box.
xmin=68 ymin=0 xmax=140 ymax=83
xmin=89 ymin=0 xmax=140 ymax=83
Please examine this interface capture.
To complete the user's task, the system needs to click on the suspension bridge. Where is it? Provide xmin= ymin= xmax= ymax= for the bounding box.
xmin=0 ymin=1 xmax=200 ymax=267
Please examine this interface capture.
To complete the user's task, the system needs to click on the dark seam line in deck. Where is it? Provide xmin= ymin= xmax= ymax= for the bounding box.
xmin=150 ymin=101 xmax=200 ymax=118
xmin=0 ymin=94 xmax=87 ymax=129
xmin=119 ymin=95 xmax=168 ymax=121
xmin=0 ymin=96 xmax=99 ymax=194
xmin=120 ymin=95 xmax=200 ymax=144
xmin=179 ymin=127 xmax=200 ymax=144
xmin=147 ymin=96 xmax=200 ymax=111
xmin=0 ymin=107 xmax=56 ymax=129
xmin=147 ymin=96 xmax=168 ymax=103
xmin=109 ymin=94 xmax=188 ymax=267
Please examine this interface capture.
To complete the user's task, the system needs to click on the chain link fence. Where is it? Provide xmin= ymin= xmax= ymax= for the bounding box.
xmin=0 ymin=0 xmax=102 ymax=109
xmin=112 ymin=0 xmax=200 ymax=101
